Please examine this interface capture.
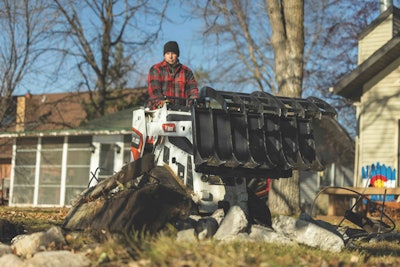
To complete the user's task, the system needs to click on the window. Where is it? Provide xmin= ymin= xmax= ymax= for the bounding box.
xmin=13 ymin=138 xmax=37 ymax=204
xmin=12 ymin=135 xmax=93 ymax=206
xmin=38 ymin=137 xmax=63 ymax=205
xmin=65 ymin=136 xmax=92 ymax=205
xmin=98 ymin=144 xmax=115 ymax=180
xmin=123 ymin=134 xmax=132 ymax=164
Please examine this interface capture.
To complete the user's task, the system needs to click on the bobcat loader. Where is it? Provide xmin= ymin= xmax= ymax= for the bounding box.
xmin=62 ymin=87 xmax=337 ymax=234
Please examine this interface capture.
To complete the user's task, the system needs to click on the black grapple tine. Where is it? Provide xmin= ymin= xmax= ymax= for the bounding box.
xmin=279 ymin=116 xmax=299 ymax=168
xmin=288 ymin=98 xmax=328 ymax=170
xmin=306 ymin=96 xmax=338 ymax=118
xmin=192 ymin=106 xmax=223 ymax=167
xmin=229 ymin=111 xmax=250 ymax=165
xmin=229 ymin=95 xmax=260 ymax=168
xmin=247 ymin=113 xmax=276 ymax=169
xmin=225 ymin=91 xmax=279 ymax=169
xmin=192 ymin=87 xmax=335 ymax=178
xmin=264 ymin=114 xmax=293 ymax=170
xmin=251 ymin=92 xmax=293 ymax=170
xmin=277 ymin=97 xmax=305 ymax=169
xmin=212 ymin=109 xmax=239 ymax=167
xmin=296 ymin=117 xmax=316 ymax=167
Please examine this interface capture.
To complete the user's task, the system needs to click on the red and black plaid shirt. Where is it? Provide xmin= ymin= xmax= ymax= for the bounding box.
xmin=147 ymin=60 xmax=198 ymax=108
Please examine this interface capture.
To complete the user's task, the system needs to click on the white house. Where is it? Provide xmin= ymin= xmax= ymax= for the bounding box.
xmin=333 ymin=4 xmax=400 ymax=187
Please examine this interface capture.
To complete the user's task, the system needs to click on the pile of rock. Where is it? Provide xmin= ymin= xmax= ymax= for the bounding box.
xmin=176 ymin=206 xmax=345 ymax=252
xmin=0 ymin=226 xmax=91 ymax=267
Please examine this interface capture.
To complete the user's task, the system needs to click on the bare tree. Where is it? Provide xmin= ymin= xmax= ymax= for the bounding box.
xmin=194 ymin=0 xmax=303 ymax=215
xmin=264 ymin=0 xmax=304 ymax=215
xmin=193 ymin=0 xmax=276 ymax=92
xmin=0 ymin=0 xmax=55 ymax=131
xmin=190 ymin=0 xmax=382 ymax=215
xmin=51 ymin=0 xmax=168 ymax=121
xmin=302 ymin=0 xmax=379 ymax=136
xmin=191 ymin=0 xmax=379 ymax=137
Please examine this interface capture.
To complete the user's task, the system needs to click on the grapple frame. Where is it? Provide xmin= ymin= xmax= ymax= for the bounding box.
xmin=191 ymin=87 xmax=337 ymax=179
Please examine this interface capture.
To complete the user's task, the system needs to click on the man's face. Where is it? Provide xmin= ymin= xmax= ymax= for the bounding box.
xmin=164 ymin=52 xmax=178 ymax=65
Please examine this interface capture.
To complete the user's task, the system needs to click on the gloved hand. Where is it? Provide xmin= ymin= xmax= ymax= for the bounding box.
xmin=155 ymin=99 xmax=169 ymax=109
xmin=156 ymin=101 xmax=164 ymax=109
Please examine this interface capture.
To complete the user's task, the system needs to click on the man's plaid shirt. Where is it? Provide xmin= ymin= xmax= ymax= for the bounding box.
xmin=147 ymin=60 xmax=198 ymax=107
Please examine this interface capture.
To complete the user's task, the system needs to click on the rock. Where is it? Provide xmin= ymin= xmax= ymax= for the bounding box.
xmin=210 ymin=208 xmax=225 ymax=225
xmin=195 ymin=217 xmax=219 ymax=240
xmin=176 ymin=209 xmax=222 ymax=241
xmin=11 ymin=232 xmax=44 ymax=258
xmin=213 ymin=205 xmax=248 ymax=241
xmin=229 ymin=232 xmax=250 ymax=241
xmin=176 ymin=229 xmax=197 ymax=242
xmin=44 ymin=226 xmax=66 ymax=246
xmin=272 ymin=215 xmax=345 ymax=252
xmin=299 ymin=213 xmax=341 ymax=235
xmin=0 ymin=254 xmax=24 ymax=267
xmin=249 ymin=224 xmax=295 ymax=245
xmin=23 ymin=250 xmax=91 ymax=267
xmin=0 ymin=242 xmax=12 ymax=257
xmin=11 ymin=226 xmax=66 ymax=258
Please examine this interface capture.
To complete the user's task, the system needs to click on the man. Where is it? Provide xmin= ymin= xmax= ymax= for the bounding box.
xmin=147 ymin=41 xmax=198 ymax=109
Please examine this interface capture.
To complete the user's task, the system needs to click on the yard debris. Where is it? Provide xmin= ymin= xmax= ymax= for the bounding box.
xmin=62 ymin=157 xmax=192 ymax=235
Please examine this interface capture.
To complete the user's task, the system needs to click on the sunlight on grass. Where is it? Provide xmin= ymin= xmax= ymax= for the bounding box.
xmin=132 ymin=231 xmax=373 ymax=267
xmin=1 ymin=206 xmax=400 ymax=266
xmin=0 ymin=206 xmax=69 ymax=232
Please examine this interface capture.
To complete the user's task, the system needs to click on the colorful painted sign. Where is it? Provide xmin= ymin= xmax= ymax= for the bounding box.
xmin=361 ymin=162 xmax=397 ymax=202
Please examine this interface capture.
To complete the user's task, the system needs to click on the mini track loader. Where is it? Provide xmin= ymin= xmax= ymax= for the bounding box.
xmin=63 ymin=87 xmax=338 ymax=234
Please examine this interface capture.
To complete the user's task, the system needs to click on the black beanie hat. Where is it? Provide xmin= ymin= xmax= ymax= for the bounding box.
xmin=164 ymin=41 xmax=180 ymax=57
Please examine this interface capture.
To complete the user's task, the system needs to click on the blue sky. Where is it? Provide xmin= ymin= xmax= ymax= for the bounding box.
xmin=145 ymin=3 xmax=208 ymax=75
xmin=18 ymin=0 xmax=400 ymax=96
xmin=17 ymin=2 xmax=208 ymax=95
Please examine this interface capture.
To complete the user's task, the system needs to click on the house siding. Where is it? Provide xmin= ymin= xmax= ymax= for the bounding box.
xmin=357 ymin=63 xmax=400 ymax=185
xmin=359 ymin=14 xmax=393 ymax=64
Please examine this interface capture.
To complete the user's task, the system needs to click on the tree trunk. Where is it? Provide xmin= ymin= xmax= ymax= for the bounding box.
xmin=268 ymin=171 xmax=301 ymax=215
xmin=266 ymin=0 xmax=304 ymax=215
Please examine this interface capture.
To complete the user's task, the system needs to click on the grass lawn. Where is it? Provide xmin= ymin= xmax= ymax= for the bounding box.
xmin=1 ymin=206 xmax=400 ymax=266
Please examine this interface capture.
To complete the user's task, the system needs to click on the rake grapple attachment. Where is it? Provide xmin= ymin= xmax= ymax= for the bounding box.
xmin=62 ymin=87 xmax=339 ymax=234
xmin=192 ymin=87 xmax=337 ymax=179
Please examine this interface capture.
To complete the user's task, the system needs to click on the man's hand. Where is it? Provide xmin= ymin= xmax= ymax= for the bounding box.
xmin=156 ymin=101 xmax=164 ymax=109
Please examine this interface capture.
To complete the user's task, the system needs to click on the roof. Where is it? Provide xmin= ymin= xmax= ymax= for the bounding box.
xmin=0 ymin=108 xmax=135 ymax=138
xmin=358 ymin=6 xmax=400 ymax=40
xmin=332 ymin=36 xmax=400 ymax=100
xmin=1 ymin=87 xmax=147 ymax=133
xmin=78 ymin=108 xmax=134 ymax=131
xmin=0 ymin=87 xmax=147 ymax=138
xmin=333 ymin=6 xmax=400 ymax=101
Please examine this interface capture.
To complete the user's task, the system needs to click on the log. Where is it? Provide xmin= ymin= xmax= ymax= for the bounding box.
xmin=62 ymin=165 xmax=192 ymax=234
xmin=71 ymin=153 xmax=154 ymax=206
